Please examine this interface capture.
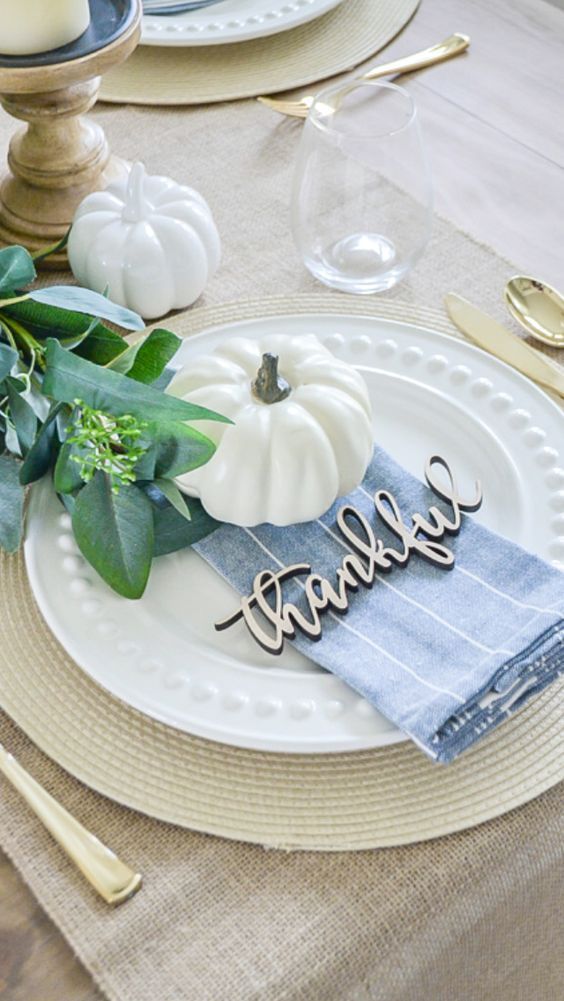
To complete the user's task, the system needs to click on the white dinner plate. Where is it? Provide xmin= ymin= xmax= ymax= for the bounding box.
xmin=141 ymin=0 xmax=346 ymax=46
xmin=24 ymin=314 xmax=564 ymax=753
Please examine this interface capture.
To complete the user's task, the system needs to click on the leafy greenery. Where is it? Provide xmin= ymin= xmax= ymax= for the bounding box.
xmin=0 ymin=342 xmax=18 ymax=381
xmin=0 ymin=453 xmax=24 ymax=552
xmin=65 ymin=403 xmax=149 ymax=493
xmin=2 ymin=297 xmax=107 ymax=347
xmin=107 ymin=327 xmax=180 ymax=382
xmin=0 ymin=241 xmax=226 ymax=598
xmin=28 ymin=286 xmax=146 ymax=331
xmin=150 ymin=490 xmax=219 ymax=556
xmin=133 ymin=420 xmax=216 ymax=481
xmin=0 ymin=246 xmax=36 ymax=296
xmin=19 ymin=403 xmax=64 ymax=486
xmin=72 ymin=471 xmax=155 ymax=600
xmin=43 ymin=338 xmax=228 ymax=425
xmin=5 ymin=376 xmax=37 ymax=454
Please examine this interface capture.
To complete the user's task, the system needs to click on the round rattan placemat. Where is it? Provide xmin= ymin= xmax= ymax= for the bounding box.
xmin=100 ymin=0 xmax=420 ymax=105
xmin=1 ymin=295 xmax=562 ymax=851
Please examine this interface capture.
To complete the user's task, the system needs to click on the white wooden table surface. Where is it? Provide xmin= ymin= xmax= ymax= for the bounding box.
xmin=379 ymin=0 xmax=564 ymax=289
xmin=1 ymin=0 xmax=563 ymax=997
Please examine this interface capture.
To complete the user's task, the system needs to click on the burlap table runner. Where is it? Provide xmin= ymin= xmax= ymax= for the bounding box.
xmin=0 ymin=87 xmax=563 ymax=1000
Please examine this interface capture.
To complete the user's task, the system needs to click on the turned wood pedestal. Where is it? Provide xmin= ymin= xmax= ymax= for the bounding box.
xmin=0 ymin=3 xmax=141 ymax=267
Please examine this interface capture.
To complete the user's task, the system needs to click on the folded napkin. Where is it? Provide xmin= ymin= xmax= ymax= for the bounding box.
xmin=194 ymin=447 xmax=564 ymax=762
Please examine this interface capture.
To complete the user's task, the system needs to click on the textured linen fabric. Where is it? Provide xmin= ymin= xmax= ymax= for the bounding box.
xmin=1 ymin=56 xmax=564 ymax=1001
xmin=0 ymin=713 xmax=563 ymax=1001
xmin=195 ymin=446 xmax=564 ymax=762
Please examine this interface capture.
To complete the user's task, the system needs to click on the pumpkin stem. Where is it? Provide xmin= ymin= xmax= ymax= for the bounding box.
xmin=252 ymin=353 xmax=291 ymax=404
xmin=123 ymin=162 xmax=146 ymax=223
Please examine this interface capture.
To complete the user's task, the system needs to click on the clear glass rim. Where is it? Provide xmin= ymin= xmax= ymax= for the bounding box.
xmin=308 ymin=80 xmax=417 ymax=140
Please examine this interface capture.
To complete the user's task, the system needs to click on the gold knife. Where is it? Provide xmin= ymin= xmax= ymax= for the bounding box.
xmin=0 ymin=742 xmax=142 ymax=905
xmin=444 ymin=294 xmax=564 ymax=399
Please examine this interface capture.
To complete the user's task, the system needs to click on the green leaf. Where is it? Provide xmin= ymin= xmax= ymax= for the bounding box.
xmin=129 ymin=329 xmax=180 ymax=383
xmin=53 ymin=437 xmax=86 ymax=494
xmin=0 ymin=246 xmax=36 ymax=296
xmin=73 ymin=324 xmax=128 ymax=365
xmin=2 ymin=298 xmax=107 ymax=343
xmin=58 ymin=491 xmax=77 ymax=517
xmin=152 ymin=478 xmax=192 ymax=521
xmin=19 ymin=382 xmax=50 ymax=422
xmin=150 ymin=367 xmax=176 ymax=392
xmin=0 ymin=342 xmax=17 ymax=382
xmin=55 ymin=404 xmax=73 ymax=441
xmin=72 ymin=472 xmax=154 ymax=598
xmin=29 ymin=287 xmax=144 ymax=331
xmin=135 ymin=421 xmax=216 ymax=480
xmin=108 ymin=327 xmax=181 ymax=383
xmin=55 ymin=314 xmax=104 ymax=352
xmin=4 ymin=422 xmax=20 ymax=456
xmin=152 ymin=494 xmax=219 ymax=557
xmin=5 ymin=378 xmax=38 ymax=455
xmin=31 ymin=228 xmax=71 ymax=264
xmin=0 ymin=453 xmax=24 ymax=552
xmin=43 ymin=339 xmax=230 ymax=425
xmin=19 ymin=402 xmax=64 ymax=485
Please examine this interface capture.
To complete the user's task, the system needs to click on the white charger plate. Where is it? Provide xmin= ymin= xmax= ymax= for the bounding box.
xmin=141 ymin=0 xmax=345 ymax=46
xmin=24 ymin=313 xmax=564 ymax=753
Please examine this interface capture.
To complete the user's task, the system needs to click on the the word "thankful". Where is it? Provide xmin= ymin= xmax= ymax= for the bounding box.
xmin=215 ymin=455 xmax=483 ymax=656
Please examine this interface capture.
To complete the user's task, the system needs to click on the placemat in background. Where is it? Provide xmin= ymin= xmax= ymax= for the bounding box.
xmin=1 ymin=294 xmax=563 ymax=849
xmin=100 ymin=0 xmax=419 ymax=104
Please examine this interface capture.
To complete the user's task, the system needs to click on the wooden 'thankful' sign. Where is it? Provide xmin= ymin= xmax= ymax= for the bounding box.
xmin=215 ymin=455 xmax=483 ymax=656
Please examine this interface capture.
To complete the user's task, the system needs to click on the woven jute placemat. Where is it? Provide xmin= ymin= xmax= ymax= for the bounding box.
xmin=100 ymin=0 xmax=419 ymax=105
xmin=1 ymin=294 xmax=563 ymax=851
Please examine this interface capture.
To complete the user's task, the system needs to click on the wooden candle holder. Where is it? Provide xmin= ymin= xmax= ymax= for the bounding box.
xmin=0 ymin=1 xmax=141 ymax=267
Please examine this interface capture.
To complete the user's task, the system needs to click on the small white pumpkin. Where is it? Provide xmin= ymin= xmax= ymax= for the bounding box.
xmin=68 ymin=162 xmax=220 ymax=320
xmin=169 ymin=334 xmax=374 ymax=526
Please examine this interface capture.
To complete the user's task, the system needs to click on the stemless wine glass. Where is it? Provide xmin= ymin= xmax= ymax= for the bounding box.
xmin=291 ymin=80 xmax=433 ymax=293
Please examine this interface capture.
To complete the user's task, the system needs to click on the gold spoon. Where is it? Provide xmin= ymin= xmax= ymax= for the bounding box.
xmin=504 ymin=276 xmax=564 ymax=349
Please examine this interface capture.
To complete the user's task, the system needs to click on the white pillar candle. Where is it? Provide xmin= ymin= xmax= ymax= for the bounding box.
xmin=0 ymin=0 xmax=91 ymax=56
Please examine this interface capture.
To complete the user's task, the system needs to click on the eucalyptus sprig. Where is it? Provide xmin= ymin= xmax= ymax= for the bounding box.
xmin=0 ymin=241 xmax=228 ymax=598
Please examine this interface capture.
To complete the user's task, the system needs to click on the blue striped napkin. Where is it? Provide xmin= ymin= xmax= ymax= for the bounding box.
xmin=194 ymin=446 xmax=564 ymax=762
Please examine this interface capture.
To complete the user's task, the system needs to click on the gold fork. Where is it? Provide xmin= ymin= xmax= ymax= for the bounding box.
xmin=258 ymin=33 xmax=470 ymax=118
xmin=0 ymin=741 xmax=142 ymax=905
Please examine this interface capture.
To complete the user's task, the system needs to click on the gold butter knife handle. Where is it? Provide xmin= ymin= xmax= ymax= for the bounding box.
xmin=363 ymin=33 xmax=470 ymax=81
xmin=444 ymin=294 xmax=564 ymax=399
xmin=0 ymin=744 xmax=142 ymax=905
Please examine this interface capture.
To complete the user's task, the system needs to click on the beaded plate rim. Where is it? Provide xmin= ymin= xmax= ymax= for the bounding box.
xmin=141 ymin=0 xmax=345 ymax=46
xmin=22 ymin=311 xmax=564 ymax=753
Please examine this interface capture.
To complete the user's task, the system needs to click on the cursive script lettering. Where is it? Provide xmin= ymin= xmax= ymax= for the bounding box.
xmin=215 ymin=456 xmax=482 ymax=655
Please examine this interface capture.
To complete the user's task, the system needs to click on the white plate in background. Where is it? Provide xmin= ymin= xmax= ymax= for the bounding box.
xmin=141 ymin=0 xmax=346 ymax=46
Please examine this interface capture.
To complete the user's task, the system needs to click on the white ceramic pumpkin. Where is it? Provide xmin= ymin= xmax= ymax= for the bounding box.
xmin=169 ymin=334 xmax=374 ymax=526
xmin=67 ymin=162 xmax=220 ymax=320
